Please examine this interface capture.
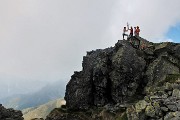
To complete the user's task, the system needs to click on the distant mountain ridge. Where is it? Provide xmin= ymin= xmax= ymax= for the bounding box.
xmin=0 ymin=80 xmax=65 ymax=110
xmin=0 ymin=74 xmax=47 ymax=99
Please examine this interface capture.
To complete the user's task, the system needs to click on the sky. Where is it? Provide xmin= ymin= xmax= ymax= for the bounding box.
xmin=166 ymin=23 xmax=180 ymax=43
xmin=0 ymin=0 xmax=180 ymax=97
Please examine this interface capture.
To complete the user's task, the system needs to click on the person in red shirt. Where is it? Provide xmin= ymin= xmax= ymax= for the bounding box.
xmin=136 ymin=26 xmax=140 ymax=36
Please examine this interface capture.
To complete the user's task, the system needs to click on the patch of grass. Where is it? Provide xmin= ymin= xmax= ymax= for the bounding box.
xmin=164 ymin=74 xmax=180 ymax=83
xmin=116 ymin=112 xmax=128 ymax=120
xmin=157 ymin=74 xmax=180 ymax=86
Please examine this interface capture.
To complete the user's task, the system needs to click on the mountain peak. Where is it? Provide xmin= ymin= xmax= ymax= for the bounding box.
xmin=47 ymin=37 xmax=180 ymax=120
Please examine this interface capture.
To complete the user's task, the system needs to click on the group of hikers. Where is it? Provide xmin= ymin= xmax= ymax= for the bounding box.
xmin=122 ymin=23 xmax=140 ymax=40
xmin=122 ymin=23 xmax=146 ymax=50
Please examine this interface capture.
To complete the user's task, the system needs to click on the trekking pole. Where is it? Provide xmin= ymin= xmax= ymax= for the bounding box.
xmin=127 ymin=22 xmax=129 ymax=30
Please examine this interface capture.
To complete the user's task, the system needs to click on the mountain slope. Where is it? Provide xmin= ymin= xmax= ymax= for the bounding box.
xmin=23 ymin=99 xmax=65 ymax=120
xmin=0 ymin=75 xmax=47 ymax=99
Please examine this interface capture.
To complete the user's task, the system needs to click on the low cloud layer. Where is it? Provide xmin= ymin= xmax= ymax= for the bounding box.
xmin=0 ymin=0 xmax=180 ymax=96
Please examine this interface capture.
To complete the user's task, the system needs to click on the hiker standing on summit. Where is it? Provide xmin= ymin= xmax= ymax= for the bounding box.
xmin=122 ymin=27 xmax=128 ymax=40
xmin=129 ymin=26 xmax=133 ymax=37
xmin=134 ymin=27 xmax=137 ymax=36
xmin=135 ymin=26 xmax=140 ymax=36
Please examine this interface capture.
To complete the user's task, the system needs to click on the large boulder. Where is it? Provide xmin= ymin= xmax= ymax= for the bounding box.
xmin=110 ymin=41 xmax=146 ymax=103
xmin=145 ymin=42 xmax=180 ymax=90
xmin=65 ymin=40 xmax=146 ymax=110
xmin=65 ymin=47 xmax=114 ymax=110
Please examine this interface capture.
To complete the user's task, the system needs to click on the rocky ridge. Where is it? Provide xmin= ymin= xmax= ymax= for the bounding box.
xmin=0 ymin=104 xmax=23 ymax=120
xmin=46 ymin=38 xmax=180 ymax=120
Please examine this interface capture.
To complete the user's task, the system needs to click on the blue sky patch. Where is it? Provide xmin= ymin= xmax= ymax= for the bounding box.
xmin=166 ymin=23 xmax=180 ymax=43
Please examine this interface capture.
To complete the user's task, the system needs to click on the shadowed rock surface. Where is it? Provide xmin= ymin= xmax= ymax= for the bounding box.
xmin=65 ymin=40 xmax=146 ymax=110
xmin=46 ymin=38 xmax=180 ymax=120
xmin=0 ymin=104 xmax=23 ymax=120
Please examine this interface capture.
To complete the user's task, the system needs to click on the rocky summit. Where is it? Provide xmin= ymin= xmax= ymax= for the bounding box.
xmin=0 ymin=104 xmax=23 ymax=120
xmin=46 ymin=37 xmax=180 ymax=120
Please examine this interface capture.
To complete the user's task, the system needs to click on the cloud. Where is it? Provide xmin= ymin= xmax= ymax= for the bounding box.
xmin=0 ymin=0 xmax=117 ymax=82
xmin=0 ymin=0 xmax=180 ymax=96
xmin=109 ymin=0 xmax=180 ymax=42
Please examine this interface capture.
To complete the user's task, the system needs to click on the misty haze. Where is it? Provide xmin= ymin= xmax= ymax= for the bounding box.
xmin=0 ymin=0 xmax=180 ymax=120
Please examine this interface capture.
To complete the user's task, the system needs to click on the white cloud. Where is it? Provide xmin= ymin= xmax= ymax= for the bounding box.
xmin=156 ymin=38 xmax=173 ymax=43
xmin=0 ymin=0 xmax=117 ymax=82
xmin=109 ymin=0 xmax=180 ymax=43
xmin=0 ymin=0 xmax=180 ymax=96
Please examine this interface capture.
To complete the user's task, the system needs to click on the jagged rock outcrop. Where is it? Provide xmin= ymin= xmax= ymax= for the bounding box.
xmin=65 ymin=40 xmax=146 ymax=110
xmin=0 ymin=104 xmax=24 ymax=120
xmin=127 ymin=76 xmax=180 ymax=120
xmin=145 ymin=42 xmax=180 ymax=88
xmin=46 ymin=38 xmax=180 ymax=120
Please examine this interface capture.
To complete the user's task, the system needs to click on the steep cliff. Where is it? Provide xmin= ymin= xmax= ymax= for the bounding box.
xmin=46 ymin=38 xmax=180 ymax=120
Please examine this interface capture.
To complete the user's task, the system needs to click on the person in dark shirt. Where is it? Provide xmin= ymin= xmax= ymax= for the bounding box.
xmin=129 ymin=26 xmax=133 ymax=37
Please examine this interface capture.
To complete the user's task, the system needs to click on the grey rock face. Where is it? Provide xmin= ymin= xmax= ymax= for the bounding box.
xmin=65 ymin=40 xmax=146 ymax=110
xmin=49 ymin=39 xmax=180 ymax=120
xmin=145 ymin=55 xmax=179 ymax=87
xmin=174 ymin=45 xmax=180 ymax=58
xmin=0 ymin=104 xmax=23 ymax=120
xmin=145 ymin=43 xmax=180 ymax=88
xmin=65 ymin=47 xmax=114 ymax=110
xmin=110 ymin=41 xmax=146 ymax=103
xmin=65 ymin=38 xmax=180 ymax=110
